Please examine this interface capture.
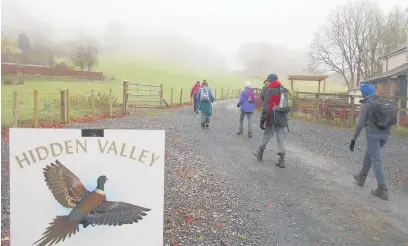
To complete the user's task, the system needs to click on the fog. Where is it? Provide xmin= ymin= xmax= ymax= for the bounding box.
xmin=1 ymin=0 xmax=406 ymax=73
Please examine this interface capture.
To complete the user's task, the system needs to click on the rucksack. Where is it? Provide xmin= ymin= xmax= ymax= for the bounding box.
xmin=273 ymin=86 xmax=291 ymax=113
xmin=368 ymin=98 xmax=397 ymax=129
xmin=192 ymin=86 xmax=200 ymax=97
xmin=247 ymin=90 xmax=255 ymax=103
xmin=200 ymin=87 xmax=210 ymax=101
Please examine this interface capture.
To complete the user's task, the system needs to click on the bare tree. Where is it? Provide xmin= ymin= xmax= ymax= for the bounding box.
xmin=70 ymin=46 xmax=87 ymax=71
xmin=85 ymin=45 xmax=98 ymax=71
xmin=309 ymin=0 xmax=407 ymax=89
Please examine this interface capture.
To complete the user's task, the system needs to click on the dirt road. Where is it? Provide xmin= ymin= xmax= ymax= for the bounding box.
xmin=2 ymin=99 xmax=408 ymax=245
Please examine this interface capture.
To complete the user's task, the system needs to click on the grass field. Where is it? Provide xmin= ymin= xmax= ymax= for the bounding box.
xmin=1 ymin=56 xmax=348 ymax=126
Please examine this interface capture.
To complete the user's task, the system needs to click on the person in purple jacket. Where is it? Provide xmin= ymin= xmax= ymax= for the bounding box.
xmin=237 ymin=81 xmax=256 ymax=138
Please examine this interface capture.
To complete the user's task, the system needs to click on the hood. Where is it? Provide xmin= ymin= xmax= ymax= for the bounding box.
xmin=267 ymin=80 xmax=282 ymax=88
xmin=360 ymin=83 xmax=376 ymax=98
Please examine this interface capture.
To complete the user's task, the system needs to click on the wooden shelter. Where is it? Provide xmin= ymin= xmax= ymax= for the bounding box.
xmin=287 ymin=75 xmax=329 ymax=93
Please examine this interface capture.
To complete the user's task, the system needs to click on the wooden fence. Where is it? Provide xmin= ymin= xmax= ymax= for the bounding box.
xmin=122 ymin=80 xmax=241 ymax=114
xmin=291 ymin=92 xmax=408 ymax=126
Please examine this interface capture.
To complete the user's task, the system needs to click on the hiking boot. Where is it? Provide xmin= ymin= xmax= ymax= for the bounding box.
xmin=237 ymin=131 xmax=243 ymax=135
xmin=353 ymin=173 xmax=367 ymax=187
xmin=371 ymin=185 xmax=389 ymax=200
xmin=276 ymin=153 xmax=285 ymax=168
xmin=253 ymin=148 xmax=264 ymax=161
xmin=205 ymin=124 xmax=209 ymax=128
xmin=248 ymin=132 xmax=252 ymax=138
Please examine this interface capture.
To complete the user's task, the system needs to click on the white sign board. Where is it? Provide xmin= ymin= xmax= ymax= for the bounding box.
xmin=10 ymin=128 xmax=165 ymax=246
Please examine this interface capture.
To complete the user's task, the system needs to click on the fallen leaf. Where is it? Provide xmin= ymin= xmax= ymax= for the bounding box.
xmin=1 ymin=236 xmax=9 ymax=241
xmin=268 ymin=204 xmax=273 ymax=209
xmin=375 ymin=226 xmax=381 ymax=231
xmin=173 ymin=242 xmax=180 ymax=246
xmin=185 ymin=216 xmax=193 ymax=224
xmin=199 ymin=235 xmax=205 ymax=241
xmin=237 ymin=234 xmax=248 ymax=240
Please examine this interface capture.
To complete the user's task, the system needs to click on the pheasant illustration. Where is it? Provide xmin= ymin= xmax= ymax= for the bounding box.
xmin=33 ymin=160 xmax=151 ymax=246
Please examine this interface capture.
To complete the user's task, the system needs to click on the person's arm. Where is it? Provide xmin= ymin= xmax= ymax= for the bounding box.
xmin=209 ymin=88 xmax=215 ymax=102
xmin=261 ymin=86 xmax=266 ymax=102
xmin=352 ymin=103 xmax=369 ymax=140
xmin=237 ymin=91 xmax=245 ymax=106
xmin=261 ymin=89 xmax=270 ymax=121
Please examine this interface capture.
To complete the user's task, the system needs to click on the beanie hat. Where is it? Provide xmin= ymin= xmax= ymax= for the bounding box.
xmin=266 ymin=73 xmax=278 ymax=82
xmin=360 ymin=83 xmax=376 ymax=98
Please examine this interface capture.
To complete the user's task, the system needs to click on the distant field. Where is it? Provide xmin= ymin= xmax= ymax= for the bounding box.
xmin=1 ymin=56 xmax=348 ymax=125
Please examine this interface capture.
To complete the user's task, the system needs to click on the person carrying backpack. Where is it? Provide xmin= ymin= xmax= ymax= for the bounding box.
xmin=237 ymin=81 xmax=256 ymax=138
xmin=253 ymin=73 xmax=291 ymax=168
xmin=195 ymin=80 xmax=215 ymax=128
xmin=190 ymin=81 xmax=201 ymax=113
xmin=350 ymin=84 xmax=397 ymax=200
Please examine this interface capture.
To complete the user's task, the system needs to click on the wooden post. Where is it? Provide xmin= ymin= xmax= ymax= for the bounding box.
xmin=60 ymin=90 xmax=67 ymax=123
xmin=123 ymin=80 xmax=128 ymax=114
xmin=91 ymin=89 xmax=95 ymax=116
xmin=221 ymin=88 xmax=224 ymax=99
xmin=33 ymin=90 xmax=39 ymax=128
xmin=226 ymin=89 xmax=229 ymax=99
xmin=159 ymin=84 xmax=164 ymax=108
xmin=171 ymin=88 xmax=174 ymax=105
xmin=12 ymin=91 xmax=19 ymax=128
xmin=109 ymin=89 xmax=113 ymax=117
xmin=66 ymin=89 xmax=70 ymax=124
xmin=290 ymin=79 xmax=294 ymax=91
xmin=349 ymin=96 xmax=355 ymax=127
xmin=215 ymin=88 xmax=217 ymax=100
xmin=396 ymin=98 xmax=401 ymax=126
xmin=315 ymin=94 xmax=320 ymax=121
xmin=180 ymin=89 xmax=183 ymax=105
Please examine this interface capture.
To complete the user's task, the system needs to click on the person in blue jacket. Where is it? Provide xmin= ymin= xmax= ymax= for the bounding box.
xmin=195 ymin=80 xmax=215 ymax=128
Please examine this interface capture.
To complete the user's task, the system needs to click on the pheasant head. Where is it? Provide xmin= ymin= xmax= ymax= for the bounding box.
xmin=96 ymin=176 xmax=108 ymax=191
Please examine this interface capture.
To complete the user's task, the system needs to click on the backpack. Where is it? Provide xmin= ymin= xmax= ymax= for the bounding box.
xmin=273 ymin=86 xmax=291 ymax=113
xmin=200 ymin=87 xmax=210 ymax=101
xmin=247 ymin=90 xmax=255 ymax=103
xmin=192 ymin=86 xmax=200 ymax=97
xmin=368 ymin=98 xmax=397 ymax=129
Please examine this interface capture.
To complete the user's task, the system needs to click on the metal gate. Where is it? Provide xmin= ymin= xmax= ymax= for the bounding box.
xmin=122 ymin=80 xmax=164 ymax=113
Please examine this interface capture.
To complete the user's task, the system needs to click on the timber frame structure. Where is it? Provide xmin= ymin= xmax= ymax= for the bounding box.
xmin=287 ymin=75 xmax=329 ymax=94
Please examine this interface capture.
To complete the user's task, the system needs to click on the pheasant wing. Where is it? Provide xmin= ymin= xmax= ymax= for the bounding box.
xmin=43 ymin=160 xmax=89 ymax=208
xmin=85 ymin=201 xmax=151 ymax=226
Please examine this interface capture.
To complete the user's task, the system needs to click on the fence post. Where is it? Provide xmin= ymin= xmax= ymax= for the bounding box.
xmin=171 ymin=88 xmax=174 ymax=105
xmin=180 ymin=89 xmax=183 ymax=105
xmin=33 ymin=90 xmax=39 ymax=128
xmin=109 ymin=89 xmax=113 ymax=117
xmin=66 ymin=89 xmax=70 ymax=124
xmin=227 ymin=89 xmax=229 ymax=99
xmin=91 ymin=89 xmax=95 ymax=116
xmin=123 ymin=80 xmax=128 ymax=114
xmin=221 ymin=88 xmax=224 ymax=99
xmin=348 ymin=96 xmax=355 ymax=127
xmin=12 ymin=91 xmax=19 ymax=128
xmin=315 ymin=93 xmax=320 ymax=121
xmin=214 ymin=88 xmax=217 ymax=100
xmin=396 ymin=98 xmax=401 ymax=126
xmin=159 ymin=84 xmax=164 ymax=108
xmin=60 ymin=90 xmax=67 ymax=123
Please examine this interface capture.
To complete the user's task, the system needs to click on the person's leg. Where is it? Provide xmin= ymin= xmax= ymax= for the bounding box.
xmin=354 ymin=150 xmax=371 ymax=186
xmin=193 ymin=98 xmax=197 ymax=112
xmin=254 ymin=126 xmax=274 ymax=161
xmin=275 ymin=126 xmax=286 ymax=168
xmin=201 ymin=112 xmax=206 ymax=128
xmin=205 ymin=113 xmax=210 ymax=127
xmin=247 ymin=112 xmax=253 ymax=138
xmin=237 ymin=111 xmax=245 ymax=135
xmin=366 ymin=132 xmax=389 ymax=200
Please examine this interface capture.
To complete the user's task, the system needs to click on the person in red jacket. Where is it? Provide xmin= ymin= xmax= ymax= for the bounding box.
xmin=190 ymin=81 xmax=201 ymax=113
xmin=253 ymin=73 xmax=290 ymax=168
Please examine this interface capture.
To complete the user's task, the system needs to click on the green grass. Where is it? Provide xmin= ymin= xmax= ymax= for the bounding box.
xmin=1 ymin=55 xmax=348 ymax=126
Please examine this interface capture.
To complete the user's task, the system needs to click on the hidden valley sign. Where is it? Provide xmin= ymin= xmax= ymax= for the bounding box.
xmin=10 ymin=128 xmax=165 ymax=246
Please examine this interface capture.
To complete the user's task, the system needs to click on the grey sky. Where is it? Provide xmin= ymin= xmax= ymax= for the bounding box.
xmin=12 ymin=0 xmax=406 ymax=52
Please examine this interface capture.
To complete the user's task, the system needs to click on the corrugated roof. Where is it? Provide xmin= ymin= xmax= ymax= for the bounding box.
xmin=361 ymin=63 xmax=408 ymax=84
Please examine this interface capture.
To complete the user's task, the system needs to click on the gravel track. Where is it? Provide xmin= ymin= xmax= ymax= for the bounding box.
xmin=2 ymin=100 xmax=408 ymax=246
